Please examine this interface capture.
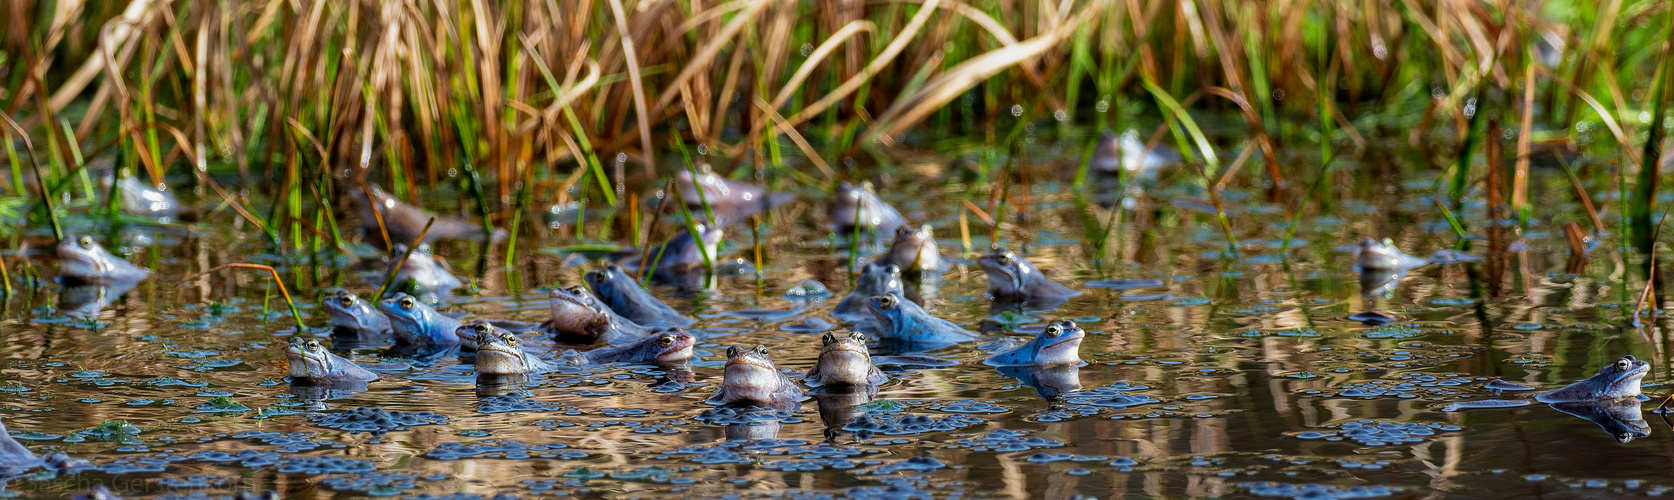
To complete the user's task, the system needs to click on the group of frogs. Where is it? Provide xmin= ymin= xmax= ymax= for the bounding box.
xmin=8 ymin=162 xmax=1658 ymax=491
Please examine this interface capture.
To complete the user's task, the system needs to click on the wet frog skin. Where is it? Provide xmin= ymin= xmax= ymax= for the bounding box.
xmin=616 ymin=223 xmax=723 ymax=280
xmin=977 ymin=246 xmax=1081 ymax=303
xmin=984 ymin=320 xmax=1086 ymax=367
xmin=1091 ymin=130 xmax=1180 ymax=178
xmin=379 ymin=292 xmax=463 ymax=355
xmin=830 ymin=181 xmax=906 ymax=235
xmin=584 ymin=265 xmax=695 ymax=328
xmin=833 ymin=264 xmax=905 ymax=321
xmin=541 ymin=285 xmax=650 ymax=344
xmin=706 ymin=345 xmax=807 ymax=407
xmin=1354 ymin=237 xmax=1429 ymax=271
xmin=803 ymin=331 xmax=888 ymax=388
xmin=474 ymin=327 xmax=557 ymax=375
xmin=0 ymin=414 xmax=37 ymax=473
xmin=285 ymin=338 xmax=379 ymax=386
xmin=321 ymin=289 xmax=392 ymax=336
xmin=351 ymin=183 xmax=504 ymax=248
xmin=674 ymin=166 xmax=795 ymax=223
xmin=875 ymin=224 xmax=949 ymax=273
xmin=1536 ymin=355 xmax=1650 ymax=403
xmin=866 ymin=294 xmax=978 ymax=350
xmin=56 ymin=235 xmax=150 ymax=284
xmin=557 ymin=329 xmax=696 ymax=366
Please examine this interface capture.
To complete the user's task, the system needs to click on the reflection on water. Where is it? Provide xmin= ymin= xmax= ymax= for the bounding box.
xmin=1 ymin=155 xmax=1672 ymax=499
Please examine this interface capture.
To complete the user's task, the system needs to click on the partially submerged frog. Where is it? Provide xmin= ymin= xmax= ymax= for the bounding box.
xmin=285 ymin=338 xmax=378 ymax=386
xmin=706 ymin=345 xmax=807 ymax=407
xmin=866 ymin=294 xmax=978 ymax=350
xmin=0 ymin=414 xmax=38 ymax=473
xmin=875 ymin=224 xmax=949 ymax=273
xmin=616 ymin=222 xmax=723 ymax=281
xmin=977 ymin=246 xmax=1081 ymax=304
xmin=474 ymin=327 xmax=556 ymax=375
xmin=830 ymin=181 xmax=907 ymax=235
xmin=802 ymin=331 xmax=888 ymax=388
xmin=1091 ymin=130 xmax=1181 ymax=179
xmin=1354 ymin=238 xmax=1429 ymax=271
xmin=386 ymin=245 xmax=464 ymax=292
xmin=585 ymin=265 xmax=695 ymax=328
xmin=1548 ymin=399 xmax=1651 ymax=444
xmin=57 ymin=235 xmax=149 ymax=284
xmin=984 ymin=320 xmax=1086 ymax=367
xmin=1536 ymin=355 xmax=1649 ymax=403
xmin=322 ymin=290 xmax=392 ymax=337
xmin=379 ymin=292 xmax=462 ymax=356
xmin=351 ymin=183 xmax=505 ymax=248
xmin=107 ymin=174 xmax=182 ymax=219
xmin=556 ymin=329 xmax=696 ymax=366
xmin=833 ymin=264 xmax=904 ymax=321
xmin=539 ymin=286 xmax=650 ymax=344
xmin=674 ymin=165 xmax=794 ymax=223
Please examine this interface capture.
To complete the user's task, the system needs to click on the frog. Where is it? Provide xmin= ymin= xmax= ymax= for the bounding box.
xmin=539 ymin=285 xmax=650 ymax=344
xmin=830 ymin=181 xmax=907 ymax=235
xmin=321 ymin=289 xmax=392 ymax=337
xmin=0 ymin=413 xmax=38 ymax=474
xmin=615 ymin=222 xmax=724 ymax=282
xmin=833 ymin=263 xmax=905 ymax=321
xmin=556 ymin=329 xmax=696 ymax=366
xmin=706 ymin=345 xmax=807 ymax=407
xmin=1535 ymin=355 xmax=1650 ymax=403
xmin=378 ymin=292 xmax=462 ymax=356
xmin=977 ymin=246 xmax=1081 ymax=304
xmin=674 ymin=164 xmax=795 ymax=223
xmin=285 ymin=338 xmax=379 ymax=386
xmin=56 ymin=235 xmax=149 ymax=284
xmin=350 ymin=183 xmax=505 ymax=248
xmin=385 ymin=244 xmax=464 ymax=292
xmin=1090 ymin=129 xmax=1181 ymax=179
xmin=584 ymin=264 xmax=695 ymax=328
xmin=474 ymin=327 xmax=557 ymax=375
xmin=874 ymin=224 xmax=949 ymax=273
xmin=1354 ymin=237 xmax=1429 ymax=271
xmin=865 ymin=294 xmax=978 ymax=350
xmin=802 ymin=331 xmax=888 ymax=388
xmin=984 ymin=320 xmax=1086 ymax=367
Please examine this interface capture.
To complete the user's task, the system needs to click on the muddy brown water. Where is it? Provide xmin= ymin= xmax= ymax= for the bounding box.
xmin=1 ymin=154 xmax=1671 ymax=499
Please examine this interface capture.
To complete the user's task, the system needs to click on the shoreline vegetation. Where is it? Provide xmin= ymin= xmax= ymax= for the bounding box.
xmin=0 ymin=1 xmax=1668 ymax=263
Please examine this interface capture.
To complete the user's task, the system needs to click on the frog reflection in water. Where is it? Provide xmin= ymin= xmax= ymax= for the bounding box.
xmin=802 ymin=331 xmax=888 ymax=389
xmin=707 ymin=345 xmax=807 ymax=407
xmin=285 ymin=338 xmax=378 ymax=386
xmin=977 ymin=246 xmax=1081 ymax=306
xmin=56 ymin=235 xmax=150 ymax=284
xmin=1548 ymin=399 xmax=1651 ymax=444
xmin=1536 ymin=355 xmax=1650 ymax=403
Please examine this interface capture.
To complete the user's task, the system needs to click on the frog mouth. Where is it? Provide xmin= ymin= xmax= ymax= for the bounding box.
xmin=285 ymin=348 xmax=330 ymax=379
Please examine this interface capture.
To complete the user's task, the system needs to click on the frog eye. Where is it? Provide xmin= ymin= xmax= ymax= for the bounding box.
xmin=877 ymin=295 xmax=897 ymax=308
xmin=337 ymin=296 xmax=356 ymax=307
xmin=753 ymin=345 xmax=770 ymax=356
xmin=305 ymin=340 xmax=321 ymax=351
xmin=850 ymin=332 xmax=866 ymax=342
xmin=821 ymin=333 xmax=834 ymax=344
xmin=657 ymin=335 xmax=674 ymax=347
xmin=78 ymin=235 xmax=94 ymax=249
xmin=566 ymin=286 xmax=586 ymax=294
xmin=1044 ymin=324 xmax=1062 ymax=337
xmin=1615 ymin=359 xmax=1631 ymax=371
xmin=398 ymin=296 xmax=416 ymax=310
xmin=1618 ymin=432 xmax=1634 ymax=443
xmin=894 ymin=226 xmax=912 ymax=237
xmin=501 ymin=333 xmax=518 ymax=345
xmin=474 ymin=322 xmax=491 ymax=334
xmin=589 ymin=269 xmax=610 ymax=283
xmin=726 ymin=346 xmax=740 ymax=357
xmin=883 ymin=265 xmax=901 ymax=276
xmin=994 ymin=251 xmax=1011 ymax=264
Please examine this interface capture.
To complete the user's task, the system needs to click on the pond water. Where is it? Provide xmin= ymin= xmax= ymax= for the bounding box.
xmin=1 ymin=143 xmax=1670 ymax=499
